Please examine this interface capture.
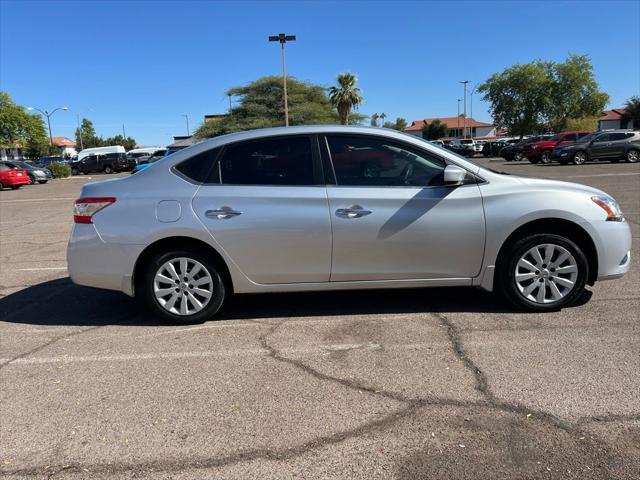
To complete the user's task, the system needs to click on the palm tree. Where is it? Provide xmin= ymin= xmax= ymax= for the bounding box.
xmin=328 ymin=73 xmax=363 ymax=125
xmin=379 ymin=112 xmax=387 ymax=127
xmin=370 ymin=113 xmax=379 ymax=127
xmin=623 ymin=96 xmax=640 ymax=129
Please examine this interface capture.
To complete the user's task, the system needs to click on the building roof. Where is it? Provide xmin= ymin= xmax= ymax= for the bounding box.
xmin=405 ymin=117 xmax=494 ymax=132
xmin=599 ymin=108 xmax=627 ymax=121
xmin=167 ymin=136 xmax=201 ymax=148
xmin=51 ymin=136 xmax=76 ymax=147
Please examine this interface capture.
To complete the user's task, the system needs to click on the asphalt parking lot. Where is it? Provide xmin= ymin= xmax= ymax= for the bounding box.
xmin=1 ymin=159 xmax=639 ymax=479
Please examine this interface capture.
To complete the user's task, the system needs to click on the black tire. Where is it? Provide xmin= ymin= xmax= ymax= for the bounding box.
xmin=38 ymin=180 xmax=48 ymax=184
xmin=572 ymin=151 xmax=588 ymax=165
xmin=104 ymin=165 xmax=113 ymax=174
xmin=28 ymin=174 xmax=35 ymax=185
xmin=529 ymin=157 xmax=540 ymax=164
xmin=627 ymin=149 xmax=639 ymax=163
xmin=140 ymin=249 xmax=227 ymax=324
xmin=514 ymin=152 xmax=524 ymax=162
xmin=11 ymin=185 xmax=21 ymax=190
xmin=540 ymin=150 xmax=552 ymax=164
xmin=498 ymin=233 xmax=588 ymax=312
xmin=72 ymin=167 xmax=79 ymax=176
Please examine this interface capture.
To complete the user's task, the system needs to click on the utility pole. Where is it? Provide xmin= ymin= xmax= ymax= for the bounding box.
xmin=122 ymin=124 xmax=127 ymax=138
xmin=228 ymin=94 xmax=232 ymax=112
xmin=182 ymin=114 xmax=190 ymax=136
xmin=269 ymin=33 xmax=296 ymax=126
xmin=459 ymin=80 xmax=469 ymax=138
xmin=76 ymin=113 xmax=83 ymax=150
xmin=469 ymin=84 xmax=477 ymax=139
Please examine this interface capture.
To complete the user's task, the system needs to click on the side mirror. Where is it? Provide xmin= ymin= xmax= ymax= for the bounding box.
xmin=444 ymin=165 xmax=466 ymax=185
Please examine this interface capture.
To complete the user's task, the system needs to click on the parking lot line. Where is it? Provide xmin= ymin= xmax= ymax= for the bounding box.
xmin=556 ymin=172 xmax=640 ymax=179
xmin=16 ymin=267 xmax=67 ymax=271
xmin=0 ymin=197 xmax=76 ymax=204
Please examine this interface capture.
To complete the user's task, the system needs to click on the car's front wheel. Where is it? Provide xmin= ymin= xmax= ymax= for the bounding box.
xmin=141 ymin=250 xmax=226 ymax=324
xmin=540 ymin=150 xmax=552 ymax=164
xmin=104 ymin=165 xmax=113 ymax=174
xmin=499 ymin=234 xmax=588 ymax=312
xmin=71 ymin=167 xmax=79 ymax=176
xmin=627 ymin=149 xmax=639 ymax=163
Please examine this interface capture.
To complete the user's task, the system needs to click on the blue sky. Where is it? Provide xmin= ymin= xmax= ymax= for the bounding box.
xmin=1 ymin=0 xmax=638 ymax=147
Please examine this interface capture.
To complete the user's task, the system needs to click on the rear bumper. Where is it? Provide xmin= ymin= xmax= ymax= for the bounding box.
xmin=1 ymin=175 xmax=30 ymax=187
xmin=67 ymin=224 xmax=144 ymax=296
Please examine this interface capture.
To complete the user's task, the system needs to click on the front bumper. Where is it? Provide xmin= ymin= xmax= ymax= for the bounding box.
xmin=67 ymin=223 xmax=145 ymax=296
xmin=585 ymin=219 xmax=632 ymax=281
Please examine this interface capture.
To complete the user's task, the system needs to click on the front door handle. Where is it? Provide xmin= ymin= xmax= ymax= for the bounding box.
xmin=206 ymin=206 xmax=242 ymax=219
xmin=336 ymin=205 xmax=372 ymax=219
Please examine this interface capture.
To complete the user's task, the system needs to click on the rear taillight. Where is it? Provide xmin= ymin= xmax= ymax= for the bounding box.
xmin=73 ymin=197 xmax=116 ymax=224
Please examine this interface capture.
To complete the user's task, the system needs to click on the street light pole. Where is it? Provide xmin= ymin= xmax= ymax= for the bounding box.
xmin=27 ymin=106 xmax=68 ymax=148
xmin=269 ymin=33 xmax=296 ymax=127
xmin=76 ymin=114 xmax=83 ymax=150
xmin=182 ymin=114 xmax=190 ymax=136
xmin=469 ymin=84 xmax=477 ymax=139
xmin=457 ymin=98 xmax=461 ymax=137
xmin=459 ymin=80 xmax=469 ymax=138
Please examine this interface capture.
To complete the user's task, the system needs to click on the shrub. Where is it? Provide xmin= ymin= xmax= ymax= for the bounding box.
xmin=48 ymin=163 xmax=71 ymax=178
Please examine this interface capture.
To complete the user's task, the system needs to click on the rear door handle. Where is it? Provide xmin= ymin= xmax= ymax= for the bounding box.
xmin=206 ymin=207 xmax=242 ymax=219
xmin=335 ymin=205 xmax=372 ymax=219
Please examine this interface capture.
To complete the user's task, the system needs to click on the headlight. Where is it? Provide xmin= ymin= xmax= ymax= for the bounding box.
xmin=532 ymin=145 xmax=539 ymax=149
xmin=591 ymin=195 xmax=624 ymax=222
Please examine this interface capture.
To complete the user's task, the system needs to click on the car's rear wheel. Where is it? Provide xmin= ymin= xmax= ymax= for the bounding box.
xmin=540 ymin=150 xmax=552 ymax=164
xmin=514 ymin=152 xmax=524 ymax=162
xmin=28 ymin=174 xmax=35 ymax=185
xmin=572 ymin=151 xmax=588 ymax=165
xmin=71 ymin=167 xmax=79 ymax=176
xmin=104 ymin=165 xmax=113 ymax=174
xmin=141 ymin=250 xmax=226 ymax=324
xmin=11 ymin=185 xmax=22 ymax=190
xmin=627 ymin=149 xmax=639 ymax=163
xmin=38 ymin=180 xmax=48 ymax=184
xmin=499 ymin=234 xmax=588 ymax=312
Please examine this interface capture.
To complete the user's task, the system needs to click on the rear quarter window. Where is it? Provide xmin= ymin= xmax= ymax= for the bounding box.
xmin=174 ymin=148 xmax=220 ymax=183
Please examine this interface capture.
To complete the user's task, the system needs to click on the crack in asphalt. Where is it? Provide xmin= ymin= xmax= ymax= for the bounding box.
xmin=2 ymin=312 xmax=632 ymax=477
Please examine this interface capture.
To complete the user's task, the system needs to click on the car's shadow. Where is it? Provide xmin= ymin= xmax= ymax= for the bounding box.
xmin=0 ymin=277 xmax=592 ymax=327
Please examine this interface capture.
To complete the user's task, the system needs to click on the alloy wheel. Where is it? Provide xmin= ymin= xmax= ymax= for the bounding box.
xmin=514 ymin=243 xmax=578 ymax=304
xmin=573 ymin=152 xmax=587 ymax=165
xmin=153 ymin=257 xmax=214 ymax=316
xmin=540 ymin=151 xmax=551 ymax=163
xmin=627 ymin=150 xmax=639 ymax=163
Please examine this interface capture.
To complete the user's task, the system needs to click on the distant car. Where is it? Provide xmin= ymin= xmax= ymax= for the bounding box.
xmin=500 ymin=136 xmax=553 ymax=162
xmin=4 ymin=160 xmax=51 ymax=184
xmin=551 ymin=130 xmax=640 ymax=165
xmin=71 ymin=152 xmax=135 ymax=175
xmin=131 ymin=149 xmax=167 ymax=174
xmin=523 ymin=131 xmax=591 ymax=164
xmin=0 ymin=161 xmax=30 ymax=189
xmin=482 ymin=139 xmax=515 ymax=157
xmin=446 ymin=140 xmax=476 ymax=157
xmin=37 ymin=156 xmax=67 ymax=167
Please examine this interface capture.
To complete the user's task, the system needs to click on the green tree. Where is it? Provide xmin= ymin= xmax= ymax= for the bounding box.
xmin=196 ymin=76 xmax=339 ymax=138
xmin=75 ymin=118 xmax=102 ymax=149
xmin=564 ymin=116 xmax=599 ymax=131
xmin=623 ymin=96 xmax=640 ymax=128
xmin=328 ymin=72 xmax=364 ymax=125
xmin=23 ymin=114 xmax=49 ymax=159
xmin=478 ymin=54 xmax=608 ymax=137
xmin=370 ymin=113 xmax=379 ymax=127
xmin=103 ymin=134 xmax=137 ymax=150
xmin=383 ymin=117 xmax=408 ymax=131
xmin=547 ymin=54 xmax=609 ymax=131
xmin=0 ymin=91 xmax=49 ymax=159
xmin=421 ymin=119 xmax=448 ymax=140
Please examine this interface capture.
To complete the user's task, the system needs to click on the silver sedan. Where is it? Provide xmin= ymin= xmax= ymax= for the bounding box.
xmin=67 ymin=126 xmax=631 ymax=323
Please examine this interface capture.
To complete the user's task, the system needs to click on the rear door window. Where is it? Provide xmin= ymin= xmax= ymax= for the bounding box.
xmin=174 ymin=148 xmax=220 ymax=183
xmin=217 ymin=136 xmax=315 ymax=186
xmin=609 ymin=133 xmax=628 ymax=141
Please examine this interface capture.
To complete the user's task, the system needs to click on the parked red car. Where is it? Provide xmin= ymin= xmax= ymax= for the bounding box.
xmin=0 ymin=161 xmax=31 ymax=189
xmin=523 ymin=131 xmax=592 ymax=164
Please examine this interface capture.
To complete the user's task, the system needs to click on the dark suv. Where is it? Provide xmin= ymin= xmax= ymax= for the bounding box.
xmin=551 ymin=130 xmax=640 ymax=165
xmin=71 ymin=152 xmax=135 ymax=175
